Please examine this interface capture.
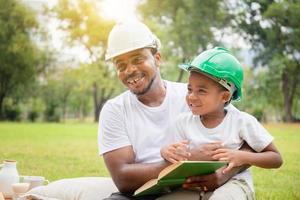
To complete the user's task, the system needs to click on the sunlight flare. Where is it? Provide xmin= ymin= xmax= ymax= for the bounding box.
xmin=100 ymin=0 xmax=138 ymax=22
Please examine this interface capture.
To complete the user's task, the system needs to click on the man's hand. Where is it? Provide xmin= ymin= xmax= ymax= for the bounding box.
xmin=161 ymin=140 xmax=191 ymax=163
xmin=182 ymin=166 xmax=230 ymax=191
xmin=188 ymin=141 xmax=223 ymax=161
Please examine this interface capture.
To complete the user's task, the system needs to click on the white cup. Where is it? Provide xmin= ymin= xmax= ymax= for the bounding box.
xmin=11 ymin=182 xmax=30 ymax=194
xmin=20 ymin=176 xmax=49 ymax=190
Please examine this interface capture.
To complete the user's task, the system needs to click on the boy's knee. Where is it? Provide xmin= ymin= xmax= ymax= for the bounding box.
xmin=209 ymin=179 xmax=254 ymax=200
xmin=209 ymin=193 xmax=239 ymax=200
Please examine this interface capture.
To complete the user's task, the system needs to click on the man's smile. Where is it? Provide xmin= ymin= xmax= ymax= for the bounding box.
xmin=126 ymin=74 xmax=145 ymax=87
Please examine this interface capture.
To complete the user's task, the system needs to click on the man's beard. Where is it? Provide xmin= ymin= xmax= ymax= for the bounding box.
xmin=132 ymin=74 xmax=156 ymax=96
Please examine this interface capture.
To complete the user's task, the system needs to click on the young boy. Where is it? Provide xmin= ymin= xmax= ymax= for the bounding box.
xmin=160 ymin=47 xmax=282 ymax=199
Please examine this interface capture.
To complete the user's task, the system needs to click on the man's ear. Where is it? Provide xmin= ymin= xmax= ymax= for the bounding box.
xmin=154 ymin=52 xmax=161 ymax=67
xmin=222 ymin=91 xmax=231 ymax=103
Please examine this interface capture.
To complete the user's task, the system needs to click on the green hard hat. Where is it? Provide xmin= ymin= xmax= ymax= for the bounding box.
xmin=179 ymin=47 xmax=243 ymax=100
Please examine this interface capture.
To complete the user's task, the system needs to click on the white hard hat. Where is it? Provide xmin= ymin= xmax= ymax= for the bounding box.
xmin=105 ymin=21 xmax=161 ymax=61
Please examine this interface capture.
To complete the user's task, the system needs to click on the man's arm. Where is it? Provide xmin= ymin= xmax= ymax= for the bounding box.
xmin=103 ymin=146 xmax=169 ymax=194
xmin=183 ymin=142 xmax=253 ymax=191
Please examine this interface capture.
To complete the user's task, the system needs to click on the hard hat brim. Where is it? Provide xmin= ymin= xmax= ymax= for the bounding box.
xmin=178 ymin=62 xmax=237 ymax=99
xmin=105 ymin=43 xmax=158 ymax=61
xmin=178 ymin=63 xmax=192 ymax=71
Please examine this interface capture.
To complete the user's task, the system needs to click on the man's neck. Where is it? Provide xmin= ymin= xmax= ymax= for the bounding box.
xmin=137 ymin=79 xmax=166 ymax=107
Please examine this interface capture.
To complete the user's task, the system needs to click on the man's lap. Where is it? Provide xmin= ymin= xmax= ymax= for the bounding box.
xmin=103 ymin=179 xmax=254 ymax=200
xmin=157 ymin=179 xmax=254 ymax=200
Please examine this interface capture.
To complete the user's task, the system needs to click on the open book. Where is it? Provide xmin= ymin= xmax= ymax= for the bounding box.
xmin=134 ymin=161 xmax=227 ymax=197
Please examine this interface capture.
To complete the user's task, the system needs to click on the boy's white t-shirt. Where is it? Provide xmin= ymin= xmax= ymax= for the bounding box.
xmin=172 ymin=108 xmax=274 ymax=191
xmin=98 ymin=81 xmax=188 ymax=163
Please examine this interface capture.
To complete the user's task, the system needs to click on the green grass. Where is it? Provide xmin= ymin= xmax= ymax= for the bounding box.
xmin=253 ymin=123 xmax=300 ymax=199
xmin=0 ymin=122 xmax=109 ymax=181
xmin=0 ymin=122 xmax=299 ymax=199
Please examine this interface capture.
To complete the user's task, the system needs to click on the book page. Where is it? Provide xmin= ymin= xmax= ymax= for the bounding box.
xmin=134 ymin=178 xmax=158 ymax=195
xmin=158 ymin=162 xmax=182 ymax=179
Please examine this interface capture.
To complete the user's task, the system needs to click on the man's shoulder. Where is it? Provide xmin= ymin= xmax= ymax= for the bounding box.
xmin=165 ymin=80 xmax=186 ymax=88
xmin=165 ymin=80 xmax=187 ymax=97
xmin=102 ymin=90 xmax=131 ymax=110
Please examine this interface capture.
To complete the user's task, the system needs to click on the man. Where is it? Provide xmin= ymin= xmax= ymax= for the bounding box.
xmin=98 ymin=21 xmax=251 ymax=200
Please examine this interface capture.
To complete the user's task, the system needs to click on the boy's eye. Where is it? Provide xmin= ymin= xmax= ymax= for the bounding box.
xmin=198 ymin=89 xmax=206 ymax=94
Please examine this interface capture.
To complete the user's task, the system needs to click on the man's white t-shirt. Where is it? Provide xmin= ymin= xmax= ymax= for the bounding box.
xmin=171 ymin=108 xmax=274 ymax=191
xmin=98 ymin=81 xmax=188 ymax=163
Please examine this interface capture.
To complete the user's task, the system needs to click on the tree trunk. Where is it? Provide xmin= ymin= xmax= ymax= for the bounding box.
xmin=93 ymin=83 xmax=115 ymax=122
xmin=281 ymin=71 xmax=294 ymax=122
xmin=0 ymin=94 xmax=5 ymax=120
xmin=177 ymin=69 xmax=184 ymax=82
xmin=62 ymin=94 xmax=68 ymax=122
xmin=93 ymin=82 xmax=99 ymax=122
xmin=95 ymin=102 xmax=103 ymax=123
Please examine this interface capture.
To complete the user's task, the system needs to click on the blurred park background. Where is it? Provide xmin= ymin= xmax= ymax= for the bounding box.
xmin=0 ymin=0 xmax=299 ymax=123
xmin=0 ymin=0 xmax=300 ymax=199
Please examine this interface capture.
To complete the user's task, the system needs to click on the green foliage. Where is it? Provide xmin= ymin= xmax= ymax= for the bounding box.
xmin=41 ymin=75 xmax=62 ymax=122
xmin=235 ymin=67 xmax=282 ymax=121
xmin=44 ymin=103 xmax=61 ymax=122
xmin=26 ymin=98 xmax=46 ymax=122
xmin=28 ymin=111 xmax=39 ymax=122
xmin=3 ymin=99 xmax=21 ymax=121
xmin=37 ymin=61 xmax=123 ymax=122
xmin=138 ymin=0 xmax=230 ymax=81
xmin=60 ymin=66 xmax=91 ymax=120
xmin=51 ymin=0 xmax=122 ymax=121
xmin=53 ymin=0 xmax=114 ymax=58
xmin=0 ymin=0 xmax=45 ymax=119
xmin=234 ymin=0 xmax=300 ymax=121
xmin=2 ymin=0 xmax=298 ymax=122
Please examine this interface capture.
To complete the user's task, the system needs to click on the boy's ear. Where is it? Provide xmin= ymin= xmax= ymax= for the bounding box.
xmin=222 ymin=91 xmax=231 ymax=103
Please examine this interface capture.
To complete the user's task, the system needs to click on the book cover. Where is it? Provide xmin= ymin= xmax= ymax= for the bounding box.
xmin=134 ymin=161 xmax=227 ymax=197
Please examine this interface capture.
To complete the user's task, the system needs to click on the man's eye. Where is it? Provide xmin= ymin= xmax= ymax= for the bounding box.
xmin=116 ymin=63 xmax=126 ymax=72
xmin=132 ymin=57 xmax=144 ymax=64
xmin=187 ymin=88 xmax=192 ymax=93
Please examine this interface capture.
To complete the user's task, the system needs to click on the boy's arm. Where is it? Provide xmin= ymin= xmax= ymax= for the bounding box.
xmin=248 ymin=142 xmax=282 ymax=168
xmin=103 ymin=146 xmax=169 ymax=194
xmin=213 ymin=142 xmax=282 ymax=173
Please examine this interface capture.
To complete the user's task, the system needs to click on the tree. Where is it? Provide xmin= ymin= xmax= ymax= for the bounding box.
xmin=51 ymin=0 xmax=120 ymax=121
xmin=234 ymin=0 xmax=300 ymax=122
xmin=46 ymin=67 xmax=79 ymax=121
xmin=138 ymin=0 xmax=230 ymax=81
xmin=234 ymin=67 xmax=283 ymax=122
xmin=0 ymin=0 xmax=44 ymax=119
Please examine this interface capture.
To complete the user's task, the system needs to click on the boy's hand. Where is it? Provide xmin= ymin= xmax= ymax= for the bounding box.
xmin=189 ymin=141 xmax=223 ymax=161
xmin=161 ymin=140 xmax=191 ymax=163
xmin=212 ymin=148 xmax=246 ymax=174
